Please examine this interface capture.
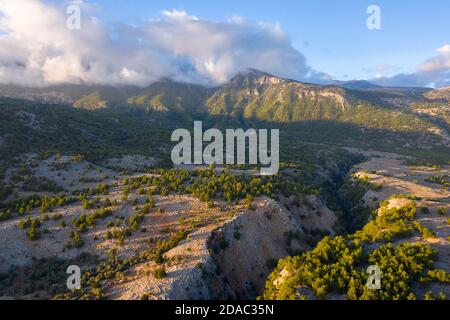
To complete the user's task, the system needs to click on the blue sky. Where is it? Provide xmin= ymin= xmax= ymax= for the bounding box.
xmin=83 ymin=0 xmax=450 ymax=81
xmin=1 ymin=1 xmax=449 ymax=87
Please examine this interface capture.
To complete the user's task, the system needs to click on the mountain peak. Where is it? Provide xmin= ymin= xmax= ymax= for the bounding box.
xmin=245 ymin=68 xmax=274 ymax=77
xmin=228 ymin=69 xmax=289 ymax=89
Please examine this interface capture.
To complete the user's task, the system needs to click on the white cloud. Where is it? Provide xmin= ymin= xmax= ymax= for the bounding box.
xmin=0 ymin=0 xmax=324 ymax=87
xmin=419 ymin=44 xmax=450 ymax=73
xmin=160 ymin=9 xmax=198 ymax=21
xmin=373 ymin=44 xmax=450 ymax=88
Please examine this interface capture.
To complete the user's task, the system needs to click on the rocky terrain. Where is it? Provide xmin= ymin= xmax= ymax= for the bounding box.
xmin=263 ymin=150 xmax=449 ymax=300
xmin=0 ymin=71 xmax=449 ymax=301
xmin=0 ymin=147 xmax=344 ymax=300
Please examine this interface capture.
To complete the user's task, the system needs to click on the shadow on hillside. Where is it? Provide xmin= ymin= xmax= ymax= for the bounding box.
xmin=1 ymin=99 xmax=450 ymax=164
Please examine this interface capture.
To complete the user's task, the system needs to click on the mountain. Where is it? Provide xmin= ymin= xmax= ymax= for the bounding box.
xmin=205 ymin=70 xmax=351 ymax=122
xmin=424 ymin=86 xmax=450 ymax=102
xmin=411 ymin=86 xmax=450 ymax=130
xmin=0 ymin=84 xmax=93 ymax=105
xmin=203 ymin=70 xmax=446 ymax=136
xmin=72 ymin=85 xmax=141 ymax=110
xmin=1 ymin=69 xmax=450 ymax=160
xmin=0 ymin=80 xmax=215 ymax=116
xmin=0 ymin=70 xmax=441 ymax=121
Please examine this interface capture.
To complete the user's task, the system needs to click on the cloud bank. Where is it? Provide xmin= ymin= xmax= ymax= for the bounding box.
xmin=1 ymin=0 xmax=448 ymax=88
xmin=0 ymin=0 xmax=327 ymax=87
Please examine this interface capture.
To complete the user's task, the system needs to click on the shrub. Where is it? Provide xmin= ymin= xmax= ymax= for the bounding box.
xmin=424 ymin=269 xmax=450 ymax=283
xmin=18 ymin=216 xmax=31 ymax=229
xmin=261 ymin=203 xmax=444 ymax=301
xmin=70 ymin=231 xmax=84 ymax=248
xmin=27 ymin=225 xmax=40 ymax=240
xmin=413 ymin=221 xmax=437 ymax=239
xmin=420 ymin=207 xmax=430 ymax=214
xmin=153 ymin=268 xmax=167 ymax=279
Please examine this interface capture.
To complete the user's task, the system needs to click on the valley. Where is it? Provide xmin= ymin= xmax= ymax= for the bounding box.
xmin=0 ymin=148 xmax=348 ymax=299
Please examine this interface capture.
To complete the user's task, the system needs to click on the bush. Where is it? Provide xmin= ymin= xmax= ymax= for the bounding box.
xmin=70 ymin=231 xmax=84 ymax=248
xmin=18 ymin=216 xmax=31 ymax=229
xmin=356 ymin=204 xmax=417 ymax=242
xmin=261 ymin=203 xmax=445 ymax=301
xmin=424 ymin=269 xmax=450 ymax=283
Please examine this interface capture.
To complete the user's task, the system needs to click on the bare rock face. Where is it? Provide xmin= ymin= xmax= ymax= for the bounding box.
xmin=109 ymin=223 xmax=236 ymax=300
xmin=279 ymin=195 xmax=338 ymax=235
xmin=208 ymin=197 xmax=312 ymax=299
xmin=132 ymin=196 xmax=338 ymax=300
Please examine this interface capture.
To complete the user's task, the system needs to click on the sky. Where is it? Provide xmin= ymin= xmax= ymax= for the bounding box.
xmin=1 ymin=0 xmax=449 ymax=87
xmin=86 ymin=0 xmax=450 ymax=81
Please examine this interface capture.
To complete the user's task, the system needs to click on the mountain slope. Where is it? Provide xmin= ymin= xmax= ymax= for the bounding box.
xmin=1 ymin=70 xmax=450 ymax=161
xmin=411 ymin=86 xmax=450 ymax=130
xmin=204 ymin=71 xmax=447 ymax=139
xmin=126 ymin=80 xmax=213 ymax=115
xmin=205 ymin=70 xmax=350 ymax=122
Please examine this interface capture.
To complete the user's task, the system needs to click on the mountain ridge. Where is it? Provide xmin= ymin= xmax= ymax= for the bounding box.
xmin=0 ymin=69 xmax=437 ymax=112
xmin=1 ymin=69 xmax=449 ymax=151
